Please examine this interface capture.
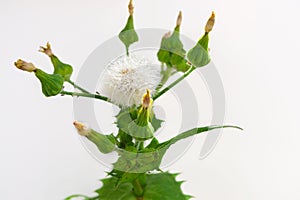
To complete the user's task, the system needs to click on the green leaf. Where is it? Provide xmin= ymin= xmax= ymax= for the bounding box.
xmin=113 ymin=147 xmax=162 ymax=173
xmin=158 ymin=125 xmax=243 ymax=150
xmin=64 ymin=194 xmax=91 ymax=200
xmin=157 ymin=31 xmax=187 ymax=70
xmin=96 ymin=177 xmax=136 ymax=200
xmin=95 ymin=172 xmax=192 ymax=200
xmin=119 ymin=15 xmax=139 ymax=55
xmin=150 ymin=112 xmax=164 ymax=132
xmin=34 ymin=69 xmax=64 ymax=97
xmin=143 ymin=172 xmax=192 ymax=200
xmin=50 ymin=55 xmax=73 ymax=81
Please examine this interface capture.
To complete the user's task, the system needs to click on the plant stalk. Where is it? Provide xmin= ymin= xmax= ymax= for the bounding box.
xmin=153 ymin=66 xmax=195 ymax=100
xmin=66 ymin=80 xmax=91 ymax=94
xmin=132 ymin=178 xmax=144 ymax=197
xmin=60 ymin=90 xmax=110 ymax=102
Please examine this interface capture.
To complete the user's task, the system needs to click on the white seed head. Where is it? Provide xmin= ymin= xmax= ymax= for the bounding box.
xmin=100 ymin=54 xmax=161 ymax=107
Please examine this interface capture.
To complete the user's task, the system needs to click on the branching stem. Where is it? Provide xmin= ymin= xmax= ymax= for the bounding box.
xmin=153 ymin=66 xmax=196 ymax=100
xmin=60 ymin=90 xmax=110 ymax=102
xmin=66 ymin=80 xmax=91 ymax=94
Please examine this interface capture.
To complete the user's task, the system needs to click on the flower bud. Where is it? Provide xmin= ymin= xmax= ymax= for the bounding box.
xmin=73 ymin=121 xmax=115 ymax=153
xmin=34 ymin=69 xmax=64 ymax=97
xmin=73 ymin=121 xmax=90 ymax=136
xmin=157 ymin=11 xmax=190 ymax=72
xmin=14 ymin=59 xmax=37 ymax=72
xmin=128 ymin=90 xmax=154 ymax=141
xmin=175 ymin=11 xmax=182 ymax=31
xmin=119 ymin=0 xmax=139 ymax=55
xmin=187 ymin=12 xmax=215 ymax=67
xmin=39 ymin=42 xmax=73 ymax=81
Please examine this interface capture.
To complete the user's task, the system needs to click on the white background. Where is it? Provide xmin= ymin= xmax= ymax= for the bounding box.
xmin=1 ymin=0 xmax=300 ymax=199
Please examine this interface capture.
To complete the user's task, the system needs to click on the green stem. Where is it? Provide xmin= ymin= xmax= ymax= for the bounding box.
xmin=153 ymin=66 xmax=196 ymax=100
xmin=132 ymin=178 xmax=144 ymax=197
xmin=156 ymin=64 xmax=173 ymax=92
xmin=135 ymin=141 xmax=144 ymax=151
xmin=60 ymin=90 xmax=110 ymax=102
xmin=66 ymin=80 xmax=91 ymax=94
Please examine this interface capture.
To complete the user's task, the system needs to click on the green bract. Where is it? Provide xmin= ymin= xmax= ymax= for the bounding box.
xmin=86 ymin=129 xmax=116 ymax=153
xmin=187 ymin=33 xmax=211 ymax=67
xmin=50 ymin=55 xmax=73 ymax=81
xmin=157 ymin=12 xmax=190 ymax=72
xmin=119 ymin=14 xmax=138 ymax=55
xmin=34 ymin=69 xmax=64 ymax=97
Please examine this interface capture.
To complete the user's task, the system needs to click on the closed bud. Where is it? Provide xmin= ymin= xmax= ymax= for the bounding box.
xmin=187 ymin=12 xmax=215 ymax=67
xmin=119 ymin=0 xmax=139 ymax=55
xmin=34 ymin=69 xmax=64 ymax=97
xmin=128 ymin=90 xmax=154 ymax=140
xmin=73 ymin=121 xmax=90 ymax=136
xmin=39 ymin=42 xmax=73 ymax=80
xmin=73 ymin=121 xmax=115 ymax=153
xmin=157 ymin=12 xmax=190 ymax=72
xmin=175 ymin=11 xmax=182 ymax=31
xmin=14 ymin=59 xmax=37 ymax=72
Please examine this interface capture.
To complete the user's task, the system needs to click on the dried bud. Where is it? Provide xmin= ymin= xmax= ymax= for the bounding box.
xmin=73 ymin=121 xmax=115 ymax=153
xmin=73 ymin=121 xmax=91 ymax=136
xmin=142 ymin=89 xmax=152 ymax=108
xmin=176 ymin=11 xmax=182 ymax=30
xmin=14 ymin=59 xmax=37 ymax=72
xmin=128 ymin=0 xmax=134 ymax=15
xmin=205 ymin=11 xmax=215 ymax=33
xmin=39 ymin=42 xmax=53 ymax=56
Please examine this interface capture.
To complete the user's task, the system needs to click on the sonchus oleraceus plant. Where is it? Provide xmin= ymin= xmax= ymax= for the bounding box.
xmin=14 ymin=0 xmax=242 ymax=199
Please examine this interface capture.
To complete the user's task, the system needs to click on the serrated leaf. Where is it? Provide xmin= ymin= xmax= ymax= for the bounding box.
xmin=150 ymin=112 xmax=164 ymax=132
xmin=95 ymin=172 xmax=191 ymax=200
xmin=96 ymin=177 xmax=136 ymax=200
xmin=143 ymin=172 xmax=192 ymax=200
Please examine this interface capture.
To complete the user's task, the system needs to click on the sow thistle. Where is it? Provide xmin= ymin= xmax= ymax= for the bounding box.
xmin=15 ymin=0 xmax=242 ymax=199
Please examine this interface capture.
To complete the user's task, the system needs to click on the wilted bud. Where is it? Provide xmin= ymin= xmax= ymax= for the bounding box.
xmin=34 ymin=69 xmax=64 ymax=97
xmin=119 ymin=0 xmax=139 ymax=55
xmin=128 ymin=0 xmax=134 ymax=15
xmin=39 ymin=42 xmax=53 ymax=56
xmin=205 ymin=11 xmax=215 ymax=33
xmin=39 ymin=42 xmax=73 ymax=81
xmin=14 ymin=59 xmax=37 ymax=72
xmin=73 ymin=121 xmax=115 ymax=153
